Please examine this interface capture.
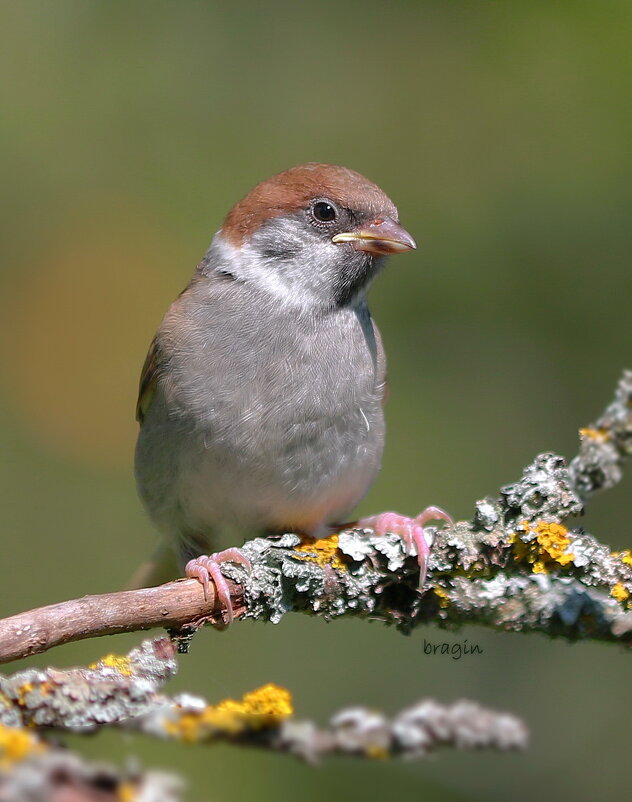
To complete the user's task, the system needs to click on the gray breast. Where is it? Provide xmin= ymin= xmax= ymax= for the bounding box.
xmin=135 ymin=289 xmax=385 ymax=545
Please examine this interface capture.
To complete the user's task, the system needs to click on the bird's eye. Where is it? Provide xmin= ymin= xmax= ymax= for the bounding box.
xmin=312 ymin=201 xmax=337 ymax=223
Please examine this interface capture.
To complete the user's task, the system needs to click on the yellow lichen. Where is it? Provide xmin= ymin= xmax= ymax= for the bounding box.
xmin=579 ymin=427 xmax=610 ymax=442
xmin=433 ymin=585 xmax=450 ymax=608
xmin=612 ymin=550 xmax=632 ymax=567
xmin=534 ymin=521 xmax=575 ymax=565
xmin=215 ymin=683 xmax=294 ymax=719
xmin=165 ymin=712 xmax=207 ymax=743
xmin=16 ymin=682 xmax=34 ymax=707
xmin=294 ymin=534 xmax=347 ymax=571
xmin=366 ymin=745 xmax=389 ymax=759
xmin=118 ymin=782 xmax=137 ymax=802
xmin=513 ymin=521 xmax=575 ymax=573
xmin=14 ymin=680 xmax=53 ymax=707
xmin=89 ymin=654 xmax=133 ymax=676
xmin=0 ymin=724 xmax=45 ymax=768
xmin=167 ymin=684 xmax=294 ymax=743
xmin=611 ymin=583 xmax=630 ymax=603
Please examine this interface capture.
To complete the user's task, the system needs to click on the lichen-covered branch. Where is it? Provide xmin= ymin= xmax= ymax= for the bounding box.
xmin=232 ymin=371 xmax=632 ymax=644
xmin=1 ymin=372 xmax=631 ymax=666
xmin=0 ymin=637 xmax=527 ymax=773
xmin=0 ymin=736 xmax=182 ymax=802
xmin=569 ymin=368 xmax=632 ymax=501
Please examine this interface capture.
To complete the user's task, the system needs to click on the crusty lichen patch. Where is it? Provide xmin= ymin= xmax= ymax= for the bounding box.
xmin=293 ymin=534 xmax=347 ymax=571
xmin=167 ymin=684 xmax=294 ymax=743
xmin=579 ymin=427 xmax=610 ymax=443
xmin=433 ymin=585 xmax=450 ymax=608
xmin=0 ymin=639 xmax=178 ymax=732
xmin=612 ymin=550 xmax=632 ymax=567
xmin=0 ymin=723 xmax=45 ymax=768
xmin=611 ymin=583 xmax=630 ymax=603
xmin=117 ymin=782 xmax=138 ymax=802
xmin=214 ymin=683 xmax=293 ymax=721
xmin=15 ymin=682 xmax=35 ymax=707
xmin=511 ymin=520 xmax=575 ymax=574
xmin=88 ymin=654 xmax=133 ymax=676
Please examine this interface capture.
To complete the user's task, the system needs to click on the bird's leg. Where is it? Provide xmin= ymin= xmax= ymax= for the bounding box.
xmin=356 ymin=506 xmax=453 ymax=588
xmin=185 ymin=548 xmax=252 ymax=625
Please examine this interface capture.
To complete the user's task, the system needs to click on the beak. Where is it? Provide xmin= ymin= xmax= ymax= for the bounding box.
xmin=332 ymin=217 xmax=416 ymax=255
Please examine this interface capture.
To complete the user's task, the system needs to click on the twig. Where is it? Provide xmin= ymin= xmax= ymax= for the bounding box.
xmin=0 ymin=637 xmax=528 ymax=765
xmin=0 ymin=578 xmax=244 ymax=664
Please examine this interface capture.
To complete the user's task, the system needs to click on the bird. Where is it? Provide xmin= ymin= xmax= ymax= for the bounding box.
xmin=134 ymin=163 xmax=451 ymax=624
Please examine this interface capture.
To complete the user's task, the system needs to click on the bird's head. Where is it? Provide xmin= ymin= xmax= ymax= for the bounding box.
xmin=203 ymin=163 xmax=416 ymax=310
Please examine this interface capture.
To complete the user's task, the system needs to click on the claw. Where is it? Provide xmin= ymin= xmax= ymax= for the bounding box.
xmin=358 ymin=507 xmax=453 ymax=588
xmin=185 ymin=548 xmax=252 ymax=625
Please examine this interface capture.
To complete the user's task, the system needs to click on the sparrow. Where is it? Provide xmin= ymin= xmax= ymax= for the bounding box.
xmin=134 ymin=163 xmax=451 ymax=623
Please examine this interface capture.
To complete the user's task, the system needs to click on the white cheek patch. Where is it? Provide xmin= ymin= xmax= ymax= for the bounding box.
xmin=211 ymin=224 xmax=338 ymax=310
xmin=207 ymin=233 xmax=292 ymax=302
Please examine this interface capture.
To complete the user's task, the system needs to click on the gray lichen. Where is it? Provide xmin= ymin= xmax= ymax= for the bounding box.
xmin=0 ymin=747 xmax=183 ymax=802
xmin=569 ymin=369 xmax=632 ymax=500
xmin=499 ymin=453 xmax=584 ymax=521
xmin=0 ymin=638 xmax=177 ymax=731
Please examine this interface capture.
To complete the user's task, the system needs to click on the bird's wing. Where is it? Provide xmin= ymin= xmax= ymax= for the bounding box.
xmin=136 ymin=335 xmax=163 ymax=424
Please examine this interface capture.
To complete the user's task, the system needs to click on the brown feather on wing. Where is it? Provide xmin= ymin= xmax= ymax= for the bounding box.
xmin=136 ymin=336 xmax=162 ymax=424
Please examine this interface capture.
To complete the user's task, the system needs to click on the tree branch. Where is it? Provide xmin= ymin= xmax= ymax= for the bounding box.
xmin=0 ymin=637 xmax=527 ymax=766
xmin=0 ymin=577 xmax=243 ymax=664
xmin=1 ymin=371 xmax=631 ymax=665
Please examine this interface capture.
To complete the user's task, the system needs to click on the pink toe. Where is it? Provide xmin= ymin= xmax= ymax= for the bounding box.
xmin=359 ymin=512 xmax=420 ymax=551
xmin=411 ymin=527 xmax=430 ymax=588
xmin=185 ymin=548 xmax=252 ymax=625
xmin=359 ymin=507 xmax=452 ymax=589
xmin=359 ymin=511 xmax=407 ymax=539
xmin=206 ymin=562 xmax=234 ymax=626
xmin=185 ymin=558 xmax=210 ymax=600
xmin=416 ymin=506 xmax=453 ymax=528
xmin=212 ymin=548 xmax=252 ymax=572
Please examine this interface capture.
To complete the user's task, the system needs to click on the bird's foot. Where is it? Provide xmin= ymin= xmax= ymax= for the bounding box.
xmin=357 ymin=506 xmax=453 ymax=588
xmin=185 ymin=548 xmax=252 ymax=625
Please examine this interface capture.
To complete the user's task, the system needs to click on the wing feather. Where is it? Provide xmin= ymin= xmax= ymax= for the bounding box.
xmin=136 ymin=336 xmax=162 ymax=424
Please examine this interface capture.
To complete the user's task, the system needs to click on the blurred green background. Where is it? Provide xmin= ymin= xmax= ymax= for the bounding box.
xmin=1 ymin=1 xmax=631 ymax=799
